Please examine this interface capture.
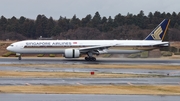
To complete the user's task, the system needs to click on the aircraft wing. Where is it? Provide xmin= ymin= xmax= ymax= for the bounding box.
xmin=78 ymin=44 xmax=117 ymax=52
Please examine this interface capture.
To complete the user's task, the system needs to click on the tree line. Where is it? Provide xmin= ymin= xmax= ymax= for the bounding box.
xmin=0 ymin=10 xmax=180 ymax=41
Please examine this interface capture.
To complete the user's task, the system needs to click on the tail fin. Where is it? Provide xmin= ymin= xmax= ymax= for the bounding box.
xmin=144 ymin=19 xmax=170 ymax=41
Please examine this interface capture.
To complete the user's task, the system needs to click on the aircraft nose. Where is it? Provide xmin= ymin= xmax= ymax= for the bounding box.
xmin=6 ymin=46 xmax=10 ymax=51
xmin=6 ymin=46 xmax=12 ymax=51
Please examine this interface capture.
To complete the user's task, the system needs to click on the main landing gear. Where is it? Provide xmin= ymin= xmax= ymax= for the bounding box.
xmin=85 ymin=57 xmax=96 ymax=61
xmin=84 ymin=52 xmax=96 ymax=61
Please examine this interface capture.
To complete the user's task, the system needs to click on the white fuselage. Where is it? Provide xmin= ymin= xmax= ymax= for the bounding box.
xmin=6 ymin=40 xmax=169 ymax=54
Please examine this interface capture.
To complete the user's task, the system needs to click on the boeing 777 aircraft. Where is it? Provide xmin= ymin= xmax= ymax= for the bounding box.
xmin=7 ymin=19 xmax=170 ymax=61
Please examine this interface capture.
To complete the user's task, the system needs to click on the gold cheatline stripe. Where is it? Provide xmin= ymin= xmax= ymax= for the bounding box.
xmin=162 ymin=19 xmax=171 ymax=41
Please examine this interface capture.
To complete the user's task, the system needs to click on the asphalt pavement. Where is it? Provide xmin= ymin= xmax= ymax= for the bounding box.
xmin=1 ymin=94 xmax=180 ymax=101
xmin=1 ymin=57 xmax=180 ymax=65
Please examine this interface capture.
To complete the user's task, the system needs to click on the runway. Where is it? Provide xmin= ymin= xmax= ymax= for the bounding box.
xmin=1 ymin=94 xmax=180 ymax=101
xmin=1 ymin=57 xmax=180 ymax=65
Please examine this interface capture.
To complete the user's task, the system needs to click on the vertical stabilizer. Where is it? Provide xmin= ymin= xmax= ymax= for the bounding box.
xmin=144 ymin=19 xmax=170 ymax=41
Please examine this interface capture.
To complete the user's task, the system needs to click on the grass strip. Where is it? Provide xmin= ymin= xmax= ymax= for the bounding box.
xmin=0 ymin=85 xmax=180 ymax=95
xmin=0 ymin=71 xmax=162 ymax=78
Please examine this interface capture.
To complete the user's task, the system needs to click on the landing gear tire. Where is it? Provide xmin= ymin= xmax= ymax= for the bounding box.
xmin=85 ymin=57 xmax=88 ymax=61
xmin=85 ymin=57 xmax=96 ymax=61
xmin=92 ymin=57 xmax=96 ymax=61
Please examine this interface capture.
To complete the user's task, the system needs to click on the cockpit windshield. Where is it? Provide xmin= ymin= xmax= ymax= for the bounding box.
xmin=10 ymin=45 xmax=14 ymax=47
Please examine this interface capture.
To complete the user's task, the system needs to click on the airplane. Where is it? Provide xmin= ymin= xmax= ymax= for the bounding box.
xmin=6 ymin=19 xmax=170 ymax=61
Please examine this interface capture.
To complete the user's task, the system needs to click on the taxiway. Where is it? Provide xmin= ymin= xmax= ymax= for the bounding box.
xmin=1 ymin=94 xmax=180 ymax=101
xmin=0 ymin=77 xmax=180 ymax=85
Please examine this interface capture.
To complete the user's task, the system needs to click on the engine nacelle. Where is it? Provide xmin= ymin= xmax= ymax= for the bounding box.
xmin=64 ymin=49 xmax=80 ymax=58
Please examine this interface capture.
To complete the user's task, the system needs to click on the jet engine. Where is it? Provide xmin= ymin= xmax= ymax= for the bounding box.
xmin=64 ymin=49 xmax=80 ymax=58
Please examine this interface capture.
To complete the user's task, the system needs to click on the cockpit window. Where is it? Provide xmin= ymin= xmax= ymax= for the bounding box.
xmin=10 ymin=45 xmax=14 ymax=47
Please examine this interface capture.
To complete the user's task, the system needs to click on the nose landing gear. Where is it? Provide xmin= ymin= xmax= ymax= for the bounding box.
xmin=16 ymin=53 xmax=21 ymax=60
xmin=18 ymin=55 xmax=21 ymax=60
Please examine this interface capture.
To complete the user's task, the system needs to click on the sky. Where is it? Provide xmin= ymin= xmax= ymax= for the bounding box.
xmin=0 ymin=0 xmax=180 ymax=20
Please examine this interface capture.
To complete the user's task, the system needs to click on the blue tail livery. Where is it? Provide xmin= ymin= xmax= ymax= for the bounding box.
xmin=144 ymin=19 xmax=170 ymax=41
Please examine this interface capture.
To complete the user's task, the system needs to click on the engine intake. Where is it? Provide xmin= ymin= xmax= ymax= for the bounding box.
xmin=64 ymin=49 xmax=80 ymax=58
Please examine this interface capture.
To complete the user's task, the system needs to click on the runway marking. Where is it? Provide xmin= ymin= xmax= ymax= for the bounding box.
xmin=127 ymin=82 xmax=133 ymax=85
xmin=76 ymin=83 xmax=83 ymax=85
xmin=25 ymin=83 xmax=31 ymax=86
